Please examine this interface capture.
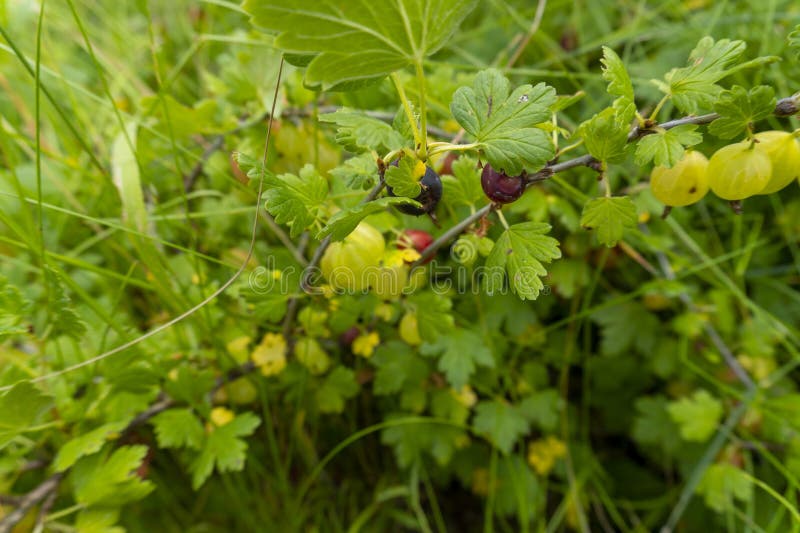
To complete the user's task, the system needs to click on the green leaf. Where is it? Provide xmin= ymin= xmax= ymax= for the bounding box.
xmin=406 ymin=292 xmax=455 ymax=342
xmin=297 ymin=307 xmax=330 ymax=338
xmin=440 ymin=156 xmax=484 ymax=208
xmin=420 ymin=330 xmax=494 ymax=389
xmin=493 ymin=456 xmax=543 ymax=517
xmin=790 ymin=24 xmax=800 ymax=60
xmin=473 ymin=400 xmax=529 ymax=454
xmin=316 ymin=367 xmax=360 ymax=413
xmin=708 ymin=85 xmax=776 ymax=139
xmin=244 ymin=290 xmax=289 ymax=323
xmin=391 ymin=98 xmax=418 ymax=141
xmin=579 ymin=108 xmax=630 ymax=163
xmin=373 ymin=341 xmax=429 ymax=395
xmin=381 ymin=417 xmax=438 ymax=468
xmin=263 ymin=164 xmax=328 ymax=238
xmin=580 ymin=196 xmax=638 ymax=247
xmin=429 ymin=393 xmax=471 ymax=464
xmin=163 ymin=367 xmax=216 ymax=407
xmin=45 ymin=268 xmax=86 ymax=340
xmin=591 ymin=302 xmax=659 ymax=356
xmin=765 ymin=394 xmax=800 ymax=430
xmin=72 ymin=445 xmax=155 ymax=506
xmin=431 ymin=389 xmax=470 ymax=424
xmin=696 ymin=463 xmax=753 ymax=512
xmin=601 ymin=46 xmax=636 ymax=124
xmin=631 ymin=395 xmax=682 ymax=454
xmin=0 ymin=275 xmax=29 ymax=340
xmin=112 ymin=121 xmax=177 ymax=307
xmin=667 ymin=390 xmax=723 ymax=442
xmin=232 ymin=151 xmax=262 ymax=177
xmin=317 ymin=196 xmax=421 ymax=241
xmin=484 ymin=222 xmax=561 ymax=300
xmin=319 ymin=109 xmax=405 ymax=153
xmin=551 ymin=91 xmax=586 ymax=113
xmin=518 ymin=389 xmax=560 ymax=432
xmin=385 ymin=155 xmax=424 ymax=198
xmin=0 ymin=382 xmax=52 ymax=450
xmin=672 ymin=311 xmax=708 ymax=338
xmin=54 ymin=422 xmax=127 ymax=472
xmin=75 ymin=508 xmax=124 ymax=533
xmin=243 ymin=0 xmax=479 ymax=90
xmin=450 ymin=69 xmax=556 ymax=175
xmin=634 ymin=124 xmax=703 ymax=167
xmin=547 ymin=195 xmax=580 ymax=232
xmin=546 ymin=258 xmax=590 ymax=298
xmin=190 ymin=412 xmax=261 ymax=489
xmin=329 ymin=153 xmax=380 ymax=190
xmin=663 ymin=37 xmax=746 ymax=114
xmin=150 ymin=408 xmax=205 ymax=450
xmin=140 ymin=95 xmax=220 ymax=137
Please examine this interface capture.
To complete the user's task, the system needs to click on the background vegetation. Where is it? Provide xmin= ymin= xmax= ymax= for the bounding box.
xmin=1 ymin=0 xmax=800 ymax=531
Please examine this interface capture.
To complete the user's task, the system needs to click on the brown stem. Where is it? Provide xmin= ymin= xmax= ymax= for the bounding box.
xmin=505 ymin=0 xmax=548 ymax=69
xmin=411 ymin=203 xmax=495 ymax=266
xmin=644 ymin=224 xmax=755 ymax=390
xmin=0 ymin=473 xmax=63 ymax=533
xmin=413 ymin=96 xmax=796 ymax=284
xmin=34 ymin=484 xmax=58 ymax=532
xmin=183 ymin=135 xmax=224 ymax=192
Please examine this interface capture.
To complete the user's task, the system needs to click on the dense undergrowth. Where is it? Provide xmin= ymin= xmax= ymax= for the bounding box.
xmin=2 ymin=1 xmax=800 ymax=532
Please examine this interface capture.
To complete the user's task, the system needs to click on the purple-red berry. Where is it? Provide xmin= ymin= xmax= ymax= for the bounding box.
xmin=481 ymin=164 xmax=525 ymax=204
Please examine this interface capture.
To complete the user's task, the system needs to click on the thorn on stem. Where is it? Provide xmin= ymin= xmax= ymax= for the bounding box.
xmin=588 ymin=160 xmax=603 ymax=173
xmin=775 ymin=97 xmax=799 ymax=117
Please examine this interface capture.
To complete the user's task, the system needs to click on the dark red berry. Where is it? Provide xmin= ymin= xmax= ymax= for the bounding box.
xmin=398 ymin=229 xmax=434 ymax=264
xmin=387 ymin=164 xmax=443 ymax=216
xmin=559 ymin=28 xmax=578 ymax=51
xmin=339 ymin=326 xmax=360 ymax=348
xmin=481 ymin=164 xmax=524 ymax=204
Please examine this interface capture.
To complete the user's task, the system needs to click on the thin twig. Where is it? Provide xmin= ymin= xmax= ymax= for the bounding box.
xmin=4 ymin=83 xmax=792 ymax=533
xmin=0 ymin=60 xmax=287 ymax=394
xmin=413 ymin=96 xmax=798 ymax=265
xmin=505 ymin=0 xmax=548 ymax=69
xmin=591 ymin=496 xmax=618 ymax=533
xmin=280 ymin=178 xmax=386 ymax=348
xmin=261 ymin=215 xmax=309 ymax=267
xmin=0 ymin=473 xmax=63 ymax=533
xmin=33 ymin=485 xmax=57 ymax=533
xmin=215 ymin=361 xmax=256 ymax=388
xmin=412 ymin=203 xmax=495 ymax=266
xmin=124 ymin=395 xmax=175 ymax=432
xmin=183 ymin=105 xmax=292 ymax=193
xmin=20 ymin=459 xmax=48 ymax=472
xmin=0 ymin=357 xmax=265 ymax=533
xmin=643 ymin=225 xmax=756 ymax=530
xmin=524 ymin=96 xmax=798 ymax=187
xmin=618 ymin=241 xmax=659 ymax=276
xmin=651 ymin=240 xmax=755 ymax=389
xmin=183 ymin=135 xmax=225 ymax=191
xmin=660 ymin=393 xmax=755 ymax=533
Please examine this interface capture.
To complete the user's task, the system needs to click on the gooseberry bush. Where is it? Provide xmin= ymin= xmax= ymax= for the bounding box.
xmin=2 ymin=1 xmax=800 ymax=531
